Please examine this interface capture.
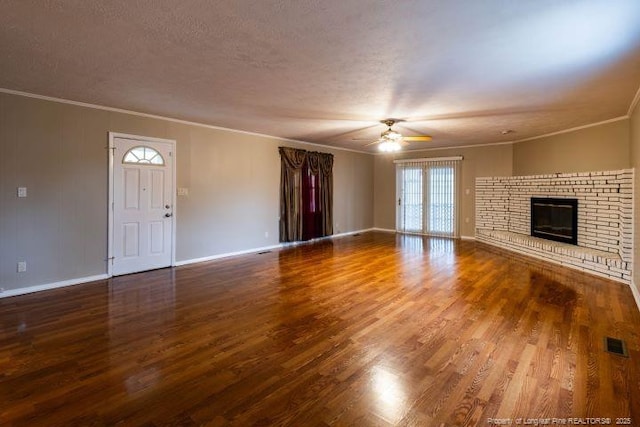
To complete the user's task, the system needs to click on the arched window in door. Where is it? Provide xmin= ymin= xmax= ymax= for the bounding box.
xmin=122 ymin=146 xmax=165 ymax=165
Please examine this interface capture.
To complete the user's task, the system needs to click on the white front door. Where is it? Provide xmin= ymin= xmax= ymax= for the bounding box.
xmin=111 ymin=136 xmax=175 ymax=276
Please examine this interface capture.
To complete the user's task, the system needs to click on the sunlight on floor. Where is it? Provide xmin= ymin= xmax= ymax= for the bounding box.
xmin=370 ymin=364 xmax=407 ymax=424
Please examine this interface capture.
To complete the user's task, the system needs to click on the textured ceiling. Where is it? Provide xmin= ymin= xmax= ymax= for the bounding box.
xmin=1 ymin=0 xmax=640 ymax=153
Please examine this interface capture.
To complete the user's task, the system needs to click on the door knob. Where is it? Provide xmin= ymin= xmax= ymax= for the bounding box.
xmin=165 ymin=213 xmax=173 ymax=218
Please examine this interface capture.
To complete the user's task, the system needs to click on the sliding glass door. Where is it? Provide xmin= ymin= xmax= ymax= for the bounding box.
xmin=397 ymin=166 xmax=423 ymax=233
xmin=396 ymin=158 xmax=460 ymax=237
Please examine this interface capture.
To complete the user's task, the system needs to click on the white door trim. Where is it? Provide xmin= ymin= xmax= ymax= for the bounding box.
xmin=107 ymin=132 xmax=177 ymax=277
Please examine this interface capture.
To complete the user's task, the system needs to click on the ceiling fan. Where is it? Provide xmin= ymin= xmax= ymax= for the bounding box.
xmin=365 ymin=119 xmax=432 ymax=152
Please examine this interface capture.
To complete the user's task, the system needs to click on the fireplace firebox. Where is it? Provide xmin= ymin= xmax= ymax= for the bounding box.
xmin=530 ymin=197 xmax=578 ymax=245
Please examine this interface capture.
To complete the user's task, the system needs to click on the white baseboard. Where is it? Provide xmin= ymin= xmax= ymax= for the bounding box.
xmin=280 ymin=228 xmax=375 ymax=245
xmin=631 ymin=280 xmax=640 ymax=314
xmin=0 ymin=228 xmax=382 ymax=299
xmin=290 ymin=228 xmax=376 ymax=243
xmin=372 ymin=227 xmax=396 ymax=233
xmin=0 ymin=274 xmax=110 ymax=299
xmin=374 ymin=229 xmax=475 ymax=239
xmin=175 ymin=228 xmax=376 ymax=267
xmin=381 ymin=229 xmax=468 ymax=239
xmin=331 ymin=228 xmax=375 ymax=238
xmin=174 ymin=243 xmax=284 ymax=266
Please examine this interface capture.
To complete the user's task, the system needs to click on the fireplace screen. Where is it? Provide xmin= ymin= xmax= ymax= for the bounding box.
xmin=530 ymin=197 xmax=578 ymax=245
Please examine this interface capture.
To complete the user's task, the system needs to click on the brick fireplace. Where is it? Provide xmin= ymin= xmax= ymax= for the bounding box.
xmin=475 ymin=169 xmax=633 ymax=284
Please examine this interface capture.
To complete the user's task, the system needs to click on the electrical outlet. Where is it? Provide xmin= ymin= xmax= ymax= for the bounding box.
xmin=17 ymin=261 xmax=27 ymax=273
xmin=17 ymin=187 xmax=27 ymax=198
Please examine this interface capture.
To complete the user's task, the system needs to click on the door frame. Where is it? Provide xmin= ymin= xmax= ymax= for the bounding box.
xmin=107 ymin=132 xmax=177 ymax=277
xmin=394 ymin=156 xmax=463 ymax=236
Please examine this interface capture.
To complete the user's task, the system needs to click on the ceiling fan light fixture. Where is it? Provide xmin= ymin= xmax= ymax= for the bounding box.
xmin=367 ymin=118 xmax=430 ymax=152
xmin=378 ymin=139 xmax=401 ymax=152
xmin=381 ymin=128 xmax=403 ymax=141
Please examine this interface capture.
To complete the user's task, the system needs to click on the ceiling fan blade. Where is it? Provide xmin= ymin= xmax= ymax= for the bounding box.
xmin=331 ymin=124 xmax=379 ymax=140
xmin=403 ymin=136 xmax=432 ymax=142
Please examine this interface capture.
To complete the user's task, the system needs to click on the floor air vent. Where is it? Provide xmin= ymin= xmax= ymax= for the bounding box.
xmin=257 ymin=251 xmax=271 ymax=255
xmin=605 ymin=337 xmax=628 ymax=357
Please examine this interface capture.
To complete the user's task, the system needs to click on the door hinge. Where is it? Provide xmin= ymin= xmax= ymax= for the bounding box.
xmin=106 ymin=256 xmax=115 ymax=265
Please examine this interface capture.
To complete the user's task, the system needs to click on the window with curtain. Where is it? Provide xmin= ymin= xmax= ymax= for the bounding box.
xmin=302 ymin=165 xmax=322 ymax=241
xmin=279 ymin=147 xmax=334 ymax=242
xmin=396 ymin=157 xmax=461 ymax=238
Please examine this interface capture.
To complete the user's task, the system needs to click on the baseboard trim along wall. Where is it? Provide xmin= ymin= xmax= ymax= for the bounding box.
xmin=0 ymin=274 xmax=110 ymax=299
xmin=330 ymin=228 xmax=376 ymax=238
xmin=631 ymin=280 xmax=640 ymax=314
xmin=373 ymin=229 xmax=477 ymax=239
xmin=3 ymin=230 xmax=638 ymax=312
xmin=373 ymin=228 xmax=473 ymax=239
xmin=0 ymin=229 xmax=376 ymax=299
xmin=372 ymin=228 xmax=396 ymax=233
xmin=174 ymin=228 xmax=376 ymax=267
xmin=174 ymin=244 xmax=285 ymax=267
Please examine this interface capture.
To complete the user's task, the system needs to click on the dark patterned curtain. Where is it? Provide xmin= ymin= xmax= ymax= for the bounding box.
xmin=279 ymin=147 xmax=333 ymax=242
xmin=279 ymin=147 xmax=306 ymax=242
xmin=317 ymin=152 xmax=334 ymax=236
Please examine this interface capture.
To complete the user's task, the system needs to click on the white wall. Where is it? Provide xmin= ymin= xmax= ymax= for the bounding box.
xmin=629 ymin=96 xmax=640 ymax=306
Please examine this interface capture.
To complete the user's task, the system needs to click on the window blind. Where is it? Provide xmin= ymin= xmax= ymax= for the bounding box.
xmin=395 ymin=157 xmax=461 ymax=238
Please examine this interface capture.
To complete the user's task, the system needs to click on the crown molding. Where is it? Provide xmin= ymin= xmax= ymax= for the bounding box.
xmin=1 ymin=87 xmax=635 ymax=155
xmin=511 ymin=116 xmax=629 ymax=144
xmin=374 ymin=139 xmax=515 ymax=155
xmin=0 ymin=88 xmax=370 ymax=155
xmin=628 ymin=82 xmax=640 ymax=117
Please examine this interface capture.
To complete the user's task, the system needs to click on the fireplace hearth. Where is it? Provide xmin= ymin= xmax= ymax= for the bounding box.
xmin=530 ymin=197 xmax=578 ymax=245
xmin=475 ymin=169 xmax=632 ymax=284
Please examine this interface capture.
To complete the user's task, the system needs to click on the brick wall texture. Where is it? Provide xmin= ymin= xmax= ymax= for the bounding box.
xmin=475 ymin=169 xmax=633 ymax=284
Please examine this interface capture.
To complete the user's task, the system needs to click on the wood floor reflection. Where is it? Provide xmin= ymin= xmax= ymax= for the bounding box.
xmin=1 ymin=232 xmax=639 ymax=426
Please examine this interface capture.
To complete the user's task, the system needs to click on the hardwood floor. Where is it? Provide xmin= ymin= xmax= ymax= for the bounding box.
xmin=1 ymin=232 xmax=639 ymax=426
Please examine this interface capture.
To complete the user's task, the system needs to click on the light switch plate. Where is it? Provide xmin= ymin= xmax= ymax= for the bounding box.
xmin=178 ymin=187 xmax=189 ymax=196
xmin=17 ymin=187 xmax=27 ymax=198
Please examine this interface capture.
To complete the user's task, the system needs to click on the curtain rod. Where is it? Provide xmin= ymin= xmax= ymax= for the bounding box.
xmin=393 ymin=156 xmax=463 ymax=164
